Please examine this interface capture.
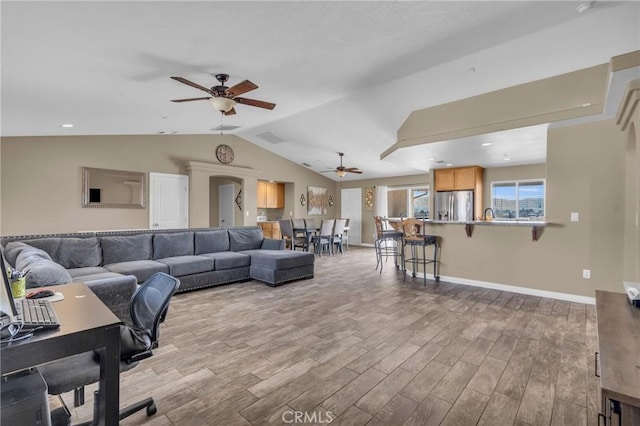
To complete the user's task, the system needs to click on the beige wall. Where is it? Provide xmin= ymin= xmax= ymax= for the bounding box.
xmin=0 ymin=134 xmax=337 ymax=234
xmin=406 ymin=119 xmax=625 ymax=297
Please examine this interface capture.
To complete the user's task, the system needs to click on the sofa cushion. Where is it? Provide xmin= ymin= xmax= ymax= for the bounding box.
xmin=101 ymin=234 xmax=153 ymax=265
xmin=153 ymin=232 xmax=194 ymax=259
xmin=243 ymin=250 xmax=315 ymax=270
xmin=15 ymin=249 xmax=72 ymax=288
xmin=194 ymin=230 xmax=229 ymax=254
xmin=104 ymin=260 xmax=168 ymax=283
xmin=71 ymin=271 xmax=131 ymax=283
xmin=228 ymin=228 xmax=263 ymax=252
xmin=199 ymin=251 xmax=251 ymax=270
xmin=21 ymin=237 xmax=102 ymax=269
xmin=156 ymin=255 xmax=214 ymax=277
xmin=3 ymin=241 xmax=34 ymax=266
xmin=67 ymin=266 xmax=110 ymax=279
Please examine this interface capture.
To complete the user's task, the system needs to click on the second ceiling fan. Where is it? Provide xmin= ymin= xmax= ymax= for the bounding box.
xmin=322 ymin=152 xmax=363 ymax=178
xmin=170 ymin=73 xmax=275 ymax=115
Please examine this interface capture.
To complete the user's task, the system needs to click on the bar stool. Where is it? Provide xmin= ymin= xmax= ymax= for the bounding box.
xmin=401 ymin=218 xmax=440 ymax=285
xmin=374 ymin=216 xmax=403 ymax=273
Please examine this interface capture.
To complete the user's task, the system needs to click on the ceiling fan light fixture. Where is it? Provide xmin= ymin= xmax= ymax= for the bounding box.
xmin=209 ymin=97 xmax=237 ymax=113
xmin=336 ymin=170 xmax=347 ymax=178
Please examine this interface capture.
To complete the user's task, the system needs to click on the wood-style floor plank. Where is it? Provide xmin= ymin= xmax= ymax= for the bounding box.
xmin=57 ymin=247 xmax=598 ymax=426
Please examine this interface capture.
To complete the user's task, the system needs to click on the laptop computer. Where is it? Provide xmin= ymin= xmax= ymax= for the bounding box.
xmin=1 ymin=250 xmax=60 ymax=330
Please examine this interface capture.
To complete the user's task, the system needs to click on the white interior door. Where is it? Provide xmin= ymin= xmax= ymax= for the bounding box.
xmin=149 ymin=173 xmax=189 ymax=229
xmin=219 ymin=184 xmax=235 ymax=227
xmin=341 ymin=188 xmax=362 ymax=245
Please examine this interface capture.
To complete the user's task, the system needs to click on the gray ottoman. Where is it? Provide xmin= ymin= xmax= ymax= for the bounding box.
xmin=245 ymin=250 xmax=315 ymax=287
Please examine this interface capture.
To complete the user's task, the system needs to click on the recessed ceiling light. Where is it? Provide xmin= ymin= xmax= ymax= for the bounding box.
xmin=467 ymin=67 xmax=476 ymax=73
xmin=61 ymin=123 xmax=74 ymax=128
xmin=446 ymin=163 xmax=453 ymax=167
xmin=427 ymin=157 xmax=435 ymax=161
xmin=582 ymin=102 xmax=592 ymax=107
xmin=481 ymin=142 xmax=492 ymax=146
xmin=503 ymin=157 xmax=512 ymax=161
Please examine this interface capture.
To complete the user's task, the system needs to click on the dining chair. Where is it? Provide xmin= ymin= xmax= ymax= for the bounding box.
xmin=311 ymin=219 xmax=334 ymax=257
xmin=332 ymin=218 xmax=347 ymax=254
xmin=279 ymin=219 xmax=307 ymax=251
xmin=401 ymin=217 xmax=439 ymax=285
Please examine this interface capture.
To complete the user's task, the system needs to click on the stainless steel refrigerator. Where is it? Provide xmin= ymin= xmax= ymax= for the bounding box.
xmin=435 ymin=190 xmax=474 ymax=222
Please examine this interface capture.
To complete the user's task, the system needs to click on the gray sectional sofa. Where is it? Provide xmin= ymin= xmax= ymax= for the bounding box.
xmin=1 ymin=226 xmax=314 ymax=324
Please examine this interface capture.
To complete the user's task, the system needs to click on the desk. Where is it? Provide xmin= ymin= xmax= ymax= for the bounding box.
xmin=293 ymin=227 xmax=319 ymax=252
xmin=595 ymin=290 xmax=640 ymax=425
xmin=1 ymin=283 xmax=122 ymax=426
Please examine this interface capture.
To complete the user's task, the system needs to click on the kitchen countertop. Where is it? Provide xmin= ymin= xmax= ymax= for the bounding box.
xmin=428 ymin=219 xmax=548 ymax=226
xmin=389 ymin=219 xmax=548 ymax=226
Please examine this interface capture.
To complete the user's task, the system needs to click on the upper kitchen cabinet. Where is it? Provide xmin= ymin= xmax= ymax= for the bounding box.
xmin=435 ymin=166 xmax=483 ymax=191
xmin=257 ymin=181 xmax=284 ymax=209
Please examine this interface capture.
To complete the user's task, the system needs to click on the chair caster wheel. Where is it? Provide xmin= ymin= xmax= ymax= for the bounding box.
xmin=146 ymin=403 xmax=157 ymax=416
xmin=435 ymin=276 xmax=440 ymax=282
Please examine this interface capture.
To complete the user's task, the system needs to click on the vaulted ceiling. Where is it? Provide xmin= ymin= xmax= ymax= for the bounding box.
xmin=2 ymin=1 xmax=639 ymax=180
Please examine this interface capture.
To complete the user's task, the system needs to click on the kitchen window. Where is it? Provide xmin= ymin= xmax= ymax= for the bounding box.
xmin=491 ymin=179 xmax=545 ymax=219
xmin=387 ymin=186 xmax=430 ymax=219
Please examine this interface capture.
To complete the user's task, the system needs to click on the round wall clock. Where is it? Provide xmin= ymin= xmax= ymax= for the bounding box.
xmin=215 ymin=144 xmax=234 ymax=164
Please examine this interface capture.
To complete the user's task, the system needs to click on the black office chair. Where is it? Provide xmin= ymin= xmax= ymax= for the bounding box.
xmin=39 ymin=272 xmax=180 ymax=425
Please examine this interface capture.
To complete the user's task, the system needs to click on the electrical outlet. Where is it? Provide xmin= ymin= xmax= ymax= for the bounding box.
xmin=571 ymin=212 xmax=579 ymax=222
xmin=582 ymin=269 xmax=591 ymax=279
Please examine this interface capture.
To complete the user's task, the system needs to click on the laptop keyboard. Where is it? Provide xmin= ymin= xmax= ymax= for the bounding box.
xmin=16 ymin=299 xmax=60 ymax=329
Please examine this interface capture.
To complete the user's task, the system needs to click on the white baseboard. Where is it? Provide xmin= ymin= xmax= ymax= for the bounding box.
xmin=405 ymin=269 xmax=595 ymax=305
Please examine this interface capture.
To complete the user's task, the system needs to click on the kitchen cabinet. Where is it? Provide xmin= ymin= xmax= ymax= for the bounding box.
xmin=258 ymin=221 xmax=281 ymax=239
xmin=434 ymin=166 xmax=482 ymax=191
xmin=434 ymin=169 xmax=455 ymax=191
xmin=257 ymin=182 xmax=284 ymax=209
xmin=257 ymin=181 xmax=268 ymax=208
xmin=434 ymin=166 xmax=484 ymax=219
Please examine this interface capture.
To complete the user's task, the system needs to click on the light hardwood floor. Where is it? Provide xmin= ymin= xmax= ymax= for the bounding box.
xmin=63 ymin=246 xmax=599 ymax=425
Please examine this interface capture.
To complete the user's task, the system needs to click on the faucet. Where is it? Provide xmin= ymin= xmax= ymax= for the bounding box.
xmin=483 ymin=208 xmax=495 ymax=221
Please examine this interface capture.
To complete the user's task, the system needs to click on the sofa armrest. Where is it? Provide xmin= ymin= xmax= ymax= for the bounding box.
xmin=261 ymin=238 xmax=285 ymax=250
xmin=85 ymin=275 xmax=138 ymax=327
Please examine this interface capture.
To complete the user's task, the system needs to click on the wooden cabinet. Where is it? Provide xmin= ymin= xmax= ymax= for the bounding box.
xmin=434 ymin=169 xmax=455 ymax=191
xmin=454 ymin=167 xmax=477 ymax=190
xmin=434 ymin=166 xmax=484 ymax=220
xmin=434 ymin=166 xmax=482 ymax=191
xmin=257 ymin=181 xmax=268 ymax=208
xmin=257 ymin=182 xmax=284 ymax=209
xmin=258 ymin=221 xmax=281 ymax=239
xmin=266 ymin=183 xmax=284 ymax=208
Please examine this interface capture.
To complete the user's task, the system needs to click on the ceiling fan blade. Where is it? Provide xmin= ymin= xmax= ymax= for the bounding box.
xmin=234 ymin=97 xmax=276 ymax=110
xmin=223 ymin=108 xmax=237 ymax=116
xmin=171 ymin=76 xmax=213 ymax=95
xmin=226 ymin=80 xmax=258 ymax=97
xmin=344 ymin=167 xmax=362 ymax=172
xmin=347 ymin=170 xmax=363 ymax=174
xmin=170 ymin=97 xmax=212 ymax=103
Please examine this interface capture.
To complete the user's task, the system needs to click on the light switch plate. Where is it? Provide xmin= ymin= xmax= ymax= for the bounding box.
xmin=582 ymin=269 xmax=591 ymax=279
xmin=571 ymin=212 xmax=579 ymax=222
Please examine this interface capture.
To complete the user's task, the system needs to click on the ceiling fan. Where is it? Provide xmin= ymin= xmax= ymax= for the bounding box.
xmin=322 ymin=152 xmax=363 ymax=178
xmin=170 ymin=73 xmax=275 ymax=116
